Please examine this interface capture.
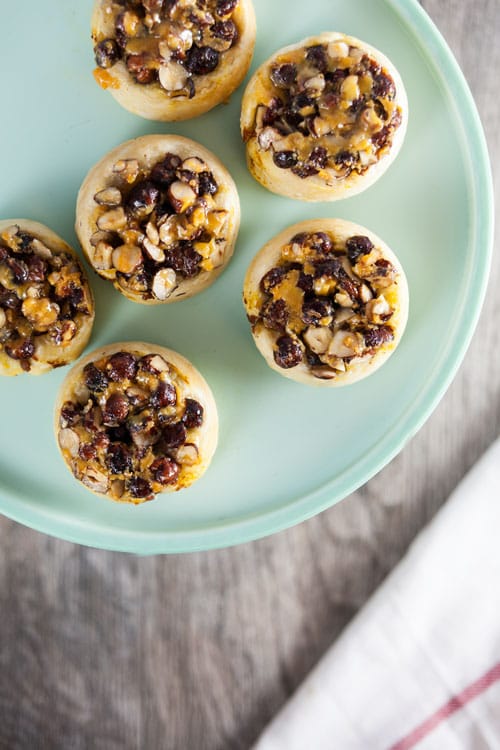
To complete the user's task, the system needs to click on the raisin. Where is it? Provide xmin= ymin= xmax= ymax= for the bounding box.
xmin=26 ymin=255 xmax=47 ymax=282
xmin=67 ymin=283 xmax=84 ymax=309
xmin=150 ymin=456 xmax=179 ymax=485
xmin=162 ymin=422 xmax=187 ymax=448
xmin=106 ymin=443 xmax=132 ymax=474
xmin=182 ymin=398 xmax=204 ymax=428
xmin=363 ymin=325 xmax=394 ymax=349
xmin=273 ymin=150 xmax=298 ymax=169
xmin=270 ymin=63 xmax=297 ymax=88
xmin=186 ymin=46 xmax=220 ymax=75
xmin=305 ymin=44 xmax=328 ymax=72
xmin=107 ymin=425 xmax=131 ymax=444
xmin=290 ymin=92 xmax=314 ymax=113
xmin=7 ymin=257 xmax=29 ymax=284
xmin=335 ymin=150 xmax=357 ymax=168
xmin=198 ymin=171 xmax=218 ymax=196
xmin=262 ymin=299 xmax=288 ymax=331
xmin=94 ymin=432 xmax=111 ymax=452
xmin=79 ymin=443 xmax=97 ymax=461
xmin=126 ymin=53 xmax=156 ymax=84
xmin=346 ymin=235 xmax=374 ymax=265
xmin=349 ymin=97 xmax=365 ymax=116
xmin=274 ymin=335 xmax=303 ymax=369
xmin=128 ymin=476 xmax=153 ymax=499
xmin=372 ymin=72 xmax=396 ymax=99
xmin=164 ymin=245 xmax=201 ymax=278
xmin=308 ymin=146 xmax=328 ymax=170
xmin=0 ymin=285 xmax=21 ymax=311
xmin=151 ymin=381 xmax=177 ymax=409
xmin=94 ymin=39 xmax=120 ymax=68
xmin=260 ymin=266 xmax=286 ymax=293
xmin=212 ymin=20 xmax=237 ymax=44
xmin=216 ymin=0 xmax=238 ymax=16
xmin=103 ymin=393 xmax=130 ymax=426
xmin=310 ymin=232 xmax=333 ymax=254
xmin=107 ymin=352 xmax=138 ymax=381
xmin=313 ymin=258 xmax=342 ymax=278
xmin=150 ymin=153 xmax=182 ymax=187
xmin=292 ymin=163 xmax=319 ymax=179
xmin=60 ymin=402 xmax=81 ymax=427
xmin=325 ymin=68 xmax=348 ymax=91
xmin=262 ymin=97 xmax=282 ymax=126
xmin=290 ymin=232 xmax=308 ymax=245
xmin=302 ymin=298 xmax=333 ymax=325
xmin=297 ymin=272 xmax=313 ymax=293
xmin=371 ymin=125 xmax=390 ymax=150
xmin=126 ymin=180 xmax=160 ymax=215
xmin=84 ymin=363 xmax=109 ymax=392
xmin=5 ymin=337 xmax=34 ymax=361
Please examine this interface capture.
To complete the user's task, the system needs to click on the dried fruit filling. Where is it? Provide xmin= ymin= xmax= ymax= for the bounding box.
xmin=58 ymin=350 xmax=205 ymax=501
xmin=245 ymin=40 xmax=403 ymax=180
xmin=251 ymin=231 xmax=400 ymax=379
xmin=0 ymin=226 xmax=92 ymax=371
xmin=94 ymin=0 xmax=240 ymax=97
xmin=91 ymin=152 xmax=228 ymax=300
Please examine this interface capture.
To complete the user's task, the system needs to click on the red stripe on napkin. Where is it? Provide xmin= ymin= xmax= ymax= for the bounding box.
xmin=389 ymin=661 xmax=500 ymax=750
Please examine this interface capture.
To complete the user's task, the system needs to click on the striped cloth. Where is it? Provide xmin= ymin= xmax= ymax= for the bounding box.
xmin=253 ymin=439 xmax=500 ymax=750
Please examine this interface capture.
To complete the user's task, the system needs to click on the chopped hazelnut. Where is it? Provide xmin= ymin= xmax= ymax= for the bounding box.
xmin=152 ymin=268 xmax=177 ymax=300
xmin=111 ymin=244 xmax=143 ymax=274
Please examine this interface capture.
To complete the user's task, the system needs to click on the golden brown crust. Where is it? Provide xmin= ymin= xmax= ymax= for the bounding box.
xmin=75 ymin=134 xmax=241 ymax=304
xmin=91 ymin=0 xmax=256 ymax=121
xmin=243 ymin=219 xmax=409 ymax=386
xmin=240 ymin=32 xmax=408 ymax=201
xmin=54 ymin=341 xmax=218 ymax=503
xmin=0 ymin=219 xmax=95 ymax=377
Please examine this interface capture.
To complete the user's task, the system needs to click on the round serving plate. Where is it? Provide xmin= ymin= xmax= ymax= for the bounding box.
xmin=0 ymin=0 xmax=492 ymax=553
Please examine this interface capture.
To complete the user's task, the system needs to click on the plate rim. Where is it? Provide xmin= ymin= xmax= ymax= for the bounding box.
xmin=0 ymin=0 xmax=494 ymax=553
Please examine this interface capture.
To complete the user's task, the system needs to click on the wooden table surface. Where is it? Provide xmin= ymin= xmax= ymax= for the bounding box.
xmin=1 ymin=1 xmax=499 ymax=748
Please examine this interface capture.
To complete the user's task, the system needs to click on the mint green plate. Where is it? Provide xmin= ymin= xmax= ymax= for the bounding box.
xmin=0 ymin=0 xmax=492 ymax=553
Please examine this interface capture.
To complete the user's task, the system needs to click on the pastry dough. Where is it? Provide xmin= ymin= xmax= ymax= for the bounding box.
xmin=92 ymin=0 xmax=256 ymax=121
xmin=241 ymin=32 xmax=408 ymax=201
xmin=54 ymin=341 xmax=218 ymax=503
xmin=243 ymin=219 xmax=409 ymax=386
xmin=76 ymin=134 xmax=240 ymax=304
xmin=0 ymin=220 xmax=94 ymax=376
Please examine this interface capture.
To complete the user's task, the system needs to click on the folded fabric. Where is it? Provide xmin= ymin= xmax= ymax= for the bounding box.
xmin=253 ymin=439 xmax=500 ymax=750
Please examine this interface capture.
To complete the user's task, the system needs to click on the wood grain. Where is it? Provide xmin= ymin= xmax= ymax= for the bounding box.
xmin=1 ymin=2 xmax=499 ymax=748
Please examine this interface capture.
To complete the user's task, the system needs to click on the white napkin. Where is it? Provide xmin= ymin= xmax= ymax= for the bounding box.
xmin=253 ymin=439 xmax=500 ymax=750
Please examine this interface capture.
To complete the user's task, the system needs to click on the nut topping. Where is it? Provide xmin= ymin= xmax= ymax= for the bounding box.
xmin=245 ymin=38 xmax=403 ymax=184
xmin=21 ymin=297 xmax=60 ymax=331
xmin=111 ymin=244 xmax=143 ymax=274
xmin=249 ymin=228 xmax=401 ymax=379
xmin=87 ymin=140 xmax=229 ymax=301
xmin=93 ymin=0 xmax=241 ymax=98
xmin=152 ymin=268 xmax=177 ymax=300
xmin=0 ymin=226 xmax=93 ymax=373
xmin=57 ymin=347 xmax=208 ymax=502
xmin=113 ymin=159 xmax=140 ymax=183
xmin=143 ymin=237 xmax=166 ymax=263
xmin=97 ymin=207 xmax=127 ymax=231
xmin=94 ymin=187 xmax=122 ymax=206
xmin=58 ymin=428 xmax=80 ymax=457
xmin=159 ymin=60 xmax=188 ymax=91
